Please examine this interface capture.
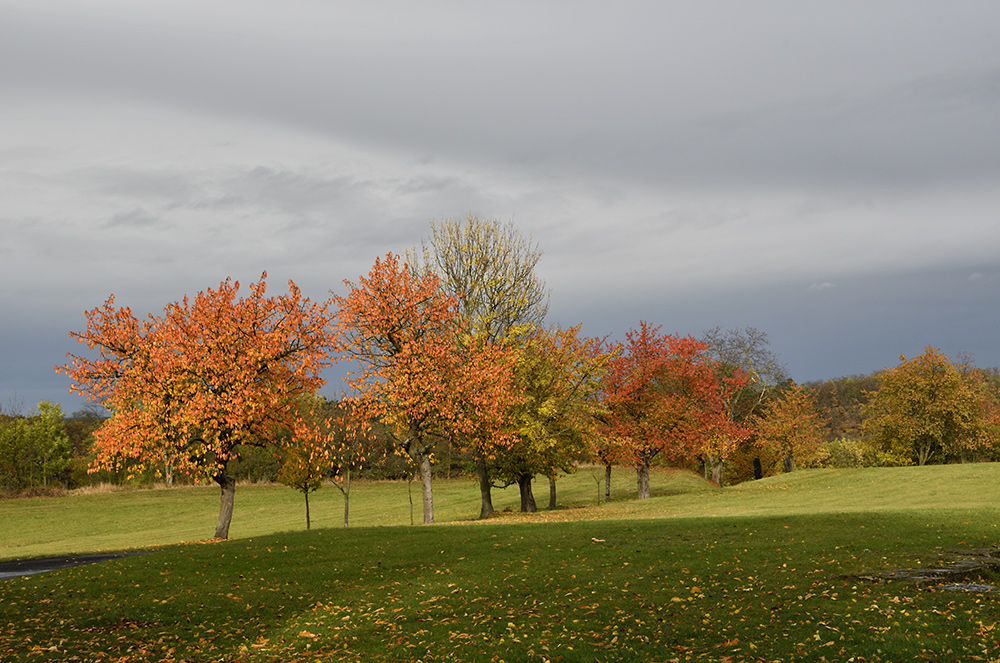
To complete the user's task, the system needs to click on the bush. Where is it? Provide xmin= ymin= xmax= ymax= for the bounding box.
xmin=821 ymin=437 xmax=864 ymax=468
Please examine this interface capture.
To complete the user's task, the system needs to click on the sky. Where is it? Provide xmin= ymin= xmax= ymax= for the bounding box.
xmin=3 ymin=1 xmax=1000 ymax=416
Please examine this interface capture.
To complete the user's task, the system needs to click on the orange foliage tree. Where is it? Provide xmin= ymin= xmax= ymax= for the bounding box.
xmin=57 ymin=274 xmax=335 ymax=539
xmin=752 ymin=382 xmax=826 ymax=473
xmin=601 ymin=322 xmax=748 ymax=498
xmin=285 ymin=395 xmax=375 ymax=528
xmin=332 ymin=253 xmax=518 ymax=524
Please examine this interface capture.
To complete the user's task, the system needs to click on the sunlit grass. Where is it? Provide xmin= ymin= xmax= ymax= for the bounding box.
xmin=5 ymin=463 xmax=1000 ymax=560
xmin=4 ymin=464 xmax=1000 ymax=661
xmin=0 ymin=465 xmax=703 ymax=559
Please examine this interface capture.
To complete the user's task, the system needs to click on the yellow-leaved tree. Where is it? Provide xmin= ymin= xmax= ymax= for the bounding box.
xmin=863 ymin=347 xmax=999 ymax=466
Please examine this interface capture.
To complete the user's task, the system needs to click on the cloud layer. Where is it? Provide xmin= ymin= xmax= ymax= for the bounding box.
xmin=3 ymin=1 xmax=1000 ymax=413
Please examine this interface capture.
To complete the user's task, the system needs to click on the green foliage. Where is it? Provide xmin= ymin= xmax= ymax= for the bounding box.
xmin=817 ymin=436 xmax=893 ymax=469
xmin=0 ymin=401 xmax=73 ymax=492
xmin=227 ymin=445 xmax=283 ymax=483
xmin=496 ymin=327 xmax=606 ymax=486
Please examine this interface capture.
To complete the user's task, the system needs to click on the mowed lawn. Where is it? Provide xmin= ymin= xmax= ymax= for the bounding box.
xmin=3 ymin=465 xmax=1000 ymax=661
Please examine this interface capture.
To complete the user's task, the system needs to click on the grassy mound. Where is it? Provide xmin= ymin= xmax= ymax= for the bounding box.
xmin=3 ymin=464 xmax=1000 ymax=661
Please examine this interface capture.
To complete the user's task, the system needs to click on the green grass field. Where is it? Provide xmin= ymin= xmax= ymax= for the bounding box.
xmin=3 ymin=465 xmax=1000 ymax=661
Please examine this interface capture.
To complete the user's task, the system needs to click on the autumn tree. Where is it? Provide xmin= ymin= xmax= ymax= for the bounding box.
xmin=410 ymin=216 xmax=549 ymax=518
xmin=702 ymin=326 xmax=786 ymax=416
xmin=702 ymin=326 xmax=787 ymax=481
xmin=412 ymin=216 xmax=549 ymax=343
xmin=602 ymin=323 xmax=746 ymax=499
xmin=863 ymin=347 xmax=996 ymax=466
xmin=279 ymin=438 xmax=325 ymax=529
xmin=296 ymin=396 xmax=375 ymax=528
xmin=58 ymin=274 xmax=335 ymax=539
xmin=332 ymin=253 xmax=517 ymax=524
xmin=495 ymin=326 xmax=607 ymax=512
xmin=753 ymin=382 xmax=826 ymax=473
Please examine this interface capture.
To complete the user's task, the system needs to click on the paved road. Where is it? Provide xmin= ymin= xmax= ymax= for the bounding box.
xmin=0 ymin=552 xmax=149 ymax=580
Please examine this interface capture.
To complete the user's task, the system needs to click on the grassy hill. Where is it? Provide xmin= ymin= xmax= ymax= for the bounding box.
xmin=5 ymin=463 xmax=999 ymax=560
xmin=3 ymin=464 xmax=1000 ymax=661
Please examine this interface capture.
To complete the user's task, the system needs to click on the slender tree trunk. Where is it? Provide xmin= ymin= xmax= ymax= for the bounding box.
xmin=214 ymin=471 xmax=236 ymax=539
xmin=548 ymin=474 xmax=557 ymax=510
xmin=604 ymin=464 xmax=612 ymax=502
xmin=636 ymin=459 xmax=651 ymax=500
xmin=753 ymin=458 xmax=763 ymax=480
xmin=476 ymin=456 xmax=494 ymax=519
xmin=343 ymin=467 xmax=351 ymax=528
xmin=518 ymin=473 xmax=537 ymax=512
xmin=783 ymin=454 xmax=795 ymax=473
xmin=304 ymin=490 xmax=311 ymax=530
xmin=407 ymin=472 xmax=414 ymax=526
xmin=419 ymin=455 xmax=434 ymax=524
xmin=711 ymin=458 xmax=725 ymax=487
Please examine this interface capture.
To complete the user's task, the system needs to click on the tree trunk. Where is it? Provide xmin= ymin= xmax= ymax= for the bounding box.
xmin=636 ymin=459 xmax=651 ymax=500
xmin=163 ymin=452 xmax=173 ymax=487
xmin=604 ymin=464 xmax=612 ymax=502
xmin=214 ymin=472 xmax=236 ymax=539
xmin=753 ymin=458 xmax=763 ymax=480
xmin=407 ymin=472 xmax=414 ymax=526
xmin=343 ymin=467 xmax=351 ymax=528
xmin=476 ymin=456 xmax=494 ymax=519
xmin=304 ymin=490 xmax=311 ymax=530
xmin=548 ymin=475 xmax=557 ymax=510
xmin=711 ymin=458 xmax=725 ymax=487
xmin=419 ymin=454 xmax=434 ymax=524
xmin=783 ymin=454 xmax=795 ymax=473
xmin=518 ymin=473 xmax=537 ymax=512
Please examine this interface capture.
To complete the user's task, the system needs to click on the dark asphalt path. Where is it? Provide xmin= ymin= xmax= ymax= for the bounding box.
xmin=0 ymin=552 xmax=149 ymax=580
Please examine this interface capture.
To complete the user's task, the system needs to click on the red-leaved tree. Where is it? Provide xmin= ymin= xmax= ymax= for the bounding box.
xmin=58 ymin=274 xmax=335 ymax=538
xmin=601 ymin=322 xmax=747 ymax=498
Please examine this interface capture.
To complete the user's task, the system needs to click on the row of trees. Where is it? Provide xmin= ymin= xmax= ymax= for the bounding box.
xmin=54 ymin=216 xmax=1000 ymax=538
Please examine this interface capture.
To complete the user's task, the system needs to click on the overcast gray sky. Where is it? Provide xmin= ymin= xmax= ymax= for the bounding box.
xmin=3 ymin=1 xmax=1000 ymax=415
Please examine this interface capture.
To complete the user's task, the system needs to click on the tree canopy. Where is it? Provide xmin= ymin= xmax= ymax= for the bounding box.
xmin=58 ymin=273 xmax=335 ymax=538
xmin=332 ymin=253 xmax=518 ymax=523
xmin=863 ymin=346 xmax=998 ymax=466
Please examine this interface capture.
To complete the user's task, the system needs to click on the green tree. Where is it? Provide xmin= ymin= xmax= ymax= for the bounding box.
xmin=496 ymin=326 xmax=607 ymax=512
xmin=863 ymin=347 xmax=995 ymax=466
xmin=0 ymin=401 xmax=73 ymax=491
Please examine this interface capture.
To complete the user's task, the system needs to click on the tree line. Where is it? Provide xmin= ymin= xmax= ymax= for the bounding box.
xmin=31 ymin=216 xmax=1000 ymax=538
